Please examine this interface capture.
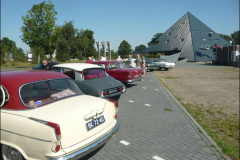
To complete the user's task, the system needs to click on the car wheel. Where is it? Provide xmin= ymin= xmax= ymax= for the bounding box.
xmin=149 ymin=69 xmax=154 ymax=72
xmin=2 ymin=144 xmax=25 ymax=160
xmin=158 ymin=67 xmax=161 ymax=71
xmin=165 ymin=68 xmax=169 ymax=71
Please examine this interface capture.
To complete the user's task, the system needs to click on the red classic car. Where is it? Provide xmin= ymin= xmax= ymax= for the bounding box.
xmin=88 ymin=61 xmax=142 ymax=84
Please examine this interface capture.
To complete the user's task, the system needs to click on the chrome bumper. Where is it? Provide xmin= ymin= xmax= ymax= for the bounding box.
xmin=48 ymin=122 xmax=119 ymax=160
xmin=126 ymin=76 xmax=143 ymax=83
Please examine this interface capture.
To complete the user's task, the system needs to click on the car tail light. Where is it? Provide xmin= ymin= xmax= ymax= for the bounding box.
xmin=115 ymin=114 xmax=118 ymax=119
xmin=55 ymin=145 xmax=61 ymax=152
xmin=47 ymin=122 xmax=61 ymax=140
xmin=119 ymin=87 xmax=123 ymax=91
xmin=103 ymin=91 xmax=108 ymax=95
xmin=109 ymin=99 xmax=119 ymax=109
xmin=29 ymin=118 xmax=61 ymax=140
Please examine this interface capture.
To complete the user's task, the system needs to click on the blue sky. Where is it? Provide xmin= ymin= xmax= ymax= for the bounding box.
xmin=1 ymin=0 xmax=239 ymax=53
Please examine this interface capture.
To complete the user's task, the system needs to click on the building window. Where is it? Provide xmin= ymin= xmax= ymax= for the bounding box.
xmin=181 ymin=22 xmax=185 ymax=25
xmin=214 ymin=39 xmax=220 ymax=42
xmin=167 ymin=32 xmax=171 ymax=36
xmin=208 ymin=39 xmax=213 ymax=41
xmin=180 ymin=38 xmax=184 ymax=42
xmin=174 ymin=35 xmax=177 ymax=38
xmin=195 ymin=30 xmax=201 ymax=33
xmin=212 ymin=52 xmax=216 ymax=60
xmin=165 ymin=40 xmax=169 ymax=43
xmin=201 ymin=38 xmax=207 ymax=41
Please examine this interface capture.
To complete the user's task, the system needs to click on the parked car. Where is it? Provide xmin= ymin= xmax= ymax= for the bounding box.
xmin=145 ymin=58 xmax=158 ymax=72
xmin=32 ymin=61 xmax=59 ymax=70
xmin=52 ymin=63 xmax=126 ymax=100
xmin=88 ymin=61 xmax=142 ymax=84
xmin=0 ymin=70 xmax=119 ymax=160
xmin=153 ymin=58 xmax=176 ymax=70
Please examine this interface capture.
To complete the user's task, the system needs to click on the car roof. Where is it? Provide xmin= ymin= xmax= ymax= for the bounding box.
xmin=53 ymin=63 xmax=101 ymax=71
xmin=91 ymin=61 xmax=119 ymax=64
xmin=1 ymin=70 xmax=68 ymax=86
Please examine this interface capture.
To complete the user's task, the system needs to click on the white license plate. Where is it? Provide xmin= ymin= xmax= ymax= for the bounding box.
xmin=86 ymin=116 xmax=105 ymax=131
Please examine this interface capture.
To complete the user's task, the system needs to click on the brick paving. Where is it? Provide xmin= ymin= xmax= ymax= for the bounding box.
xmin=84 ymin=72 xmax=223 ymax=160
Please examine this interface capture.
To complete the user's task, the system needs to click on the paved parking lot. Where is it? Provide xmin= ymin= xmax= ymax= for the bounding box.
xmin=83 ymin=72 xmax=224 ymax=160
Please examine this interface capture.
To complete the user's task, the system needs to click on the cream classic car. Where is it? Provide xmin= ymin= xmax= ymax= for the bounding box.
xmin=1 ymin=70 xmax=119 ymax=160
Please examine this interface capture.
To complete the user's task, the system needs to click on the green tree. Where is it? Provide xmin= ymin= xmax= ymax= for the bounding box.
xmin=231 ymin=30 xmax=239 ymax=45
xmin=77 ymin=29 xmax=96 ymax=59
xmin=148 ymin=33 xmax=163 ymax=46
xmin=135 ymin=44 xmax=146 ymax=52
xmin=21 ymin=1 xmax=57 ymax=63
xmin=0 ymin=37 xmax=18 ymax=62
xmin=56 ymin=21 xmax=78 ymax=62
xmin=118 ymin=40 xmax=132 ymax=57
xmin=218 ymin=33 xmax=231 ymax=42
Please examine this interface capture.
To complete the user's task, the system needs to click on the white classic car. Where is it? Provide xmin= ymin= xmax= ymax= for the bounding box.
xmin=153 ymin=59 xmax=176 ymax=71
xmin=1 ymin=70 xmax=119 ymax=160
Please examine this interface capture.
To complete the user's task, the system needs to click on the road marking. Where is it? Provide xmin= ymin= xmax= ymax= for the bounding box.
xmin=142 ymin=87 xmax=146 ymax=89
xmin=128 ymin=100 xmax=134 ymax=102
xmin=145 ymin=104 xmax=151 ymax=106
xmin=155 ymin=89 xmax=159 ymax=91
xmin=152 ymin=156 xmax=165 ymax=160
xmin=141 ymin=79 xmax=144 ymax=81
xmin=120 ymin=140 xmax=130 ymax=145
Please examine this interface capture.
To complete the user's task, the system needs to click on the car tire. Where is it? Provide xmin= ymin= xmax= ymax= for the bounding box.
xmin=2 ymin=144 xmax=25 ymax=160
xmin=165 ymin=68 xmax=169 ymax=71
xmin=158 ymin=67 xmax=161 ymax=71
xmin=149 ymin=69 xmax=154 ymax=72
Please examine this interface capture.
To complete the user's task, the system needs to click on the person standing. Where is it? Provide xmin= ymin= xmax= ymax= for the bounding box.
xmin=128 ymin=54 xmax=133 ymax=67
xmin=141 ymin=56 xmax=146 ymax=76
xmin=85 ymin=57 xmax=93 ymax=63
xmin=136 ymin=54 xmax=141 ymax=69
xmin=116 ymin=55 xmax=123 ymax=62
xmin=91 ymin=56 xmax=95 ymax=61
xmin=42 ymin=60 xmax=50 ymax=70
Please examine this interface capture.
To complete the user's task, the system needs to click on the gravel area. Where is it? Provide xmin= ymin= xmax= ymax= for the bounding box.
xmin=154 ymin=62 xmax=239 ymax=115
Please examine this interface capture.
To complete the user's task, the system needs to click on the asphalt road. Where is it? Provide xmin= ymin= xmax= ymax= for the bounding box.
xmin=82 ymin=72 xmax=224 ymax=160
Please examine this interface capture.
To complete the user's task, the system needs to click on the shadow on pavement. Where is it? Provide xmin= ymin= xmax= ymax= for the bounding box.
xmin=125 ymin=83 xmax=137 ymax=88
xmin=78 ymin=144 xmax=105 ymax=160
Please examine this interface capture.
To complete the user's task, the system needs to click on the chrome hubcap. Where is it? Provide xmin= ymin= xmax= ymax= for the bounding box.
xmin=6 ymin=147 xmax=22 ymax=160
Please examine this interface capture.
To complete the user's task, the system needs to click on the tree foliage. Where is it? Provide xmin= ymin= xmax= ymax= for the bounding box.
xmin=0 ymin=37 xmax=26 ymax=63
xmin=218 ymin=33 xmax=231 ymax=42
xmin=118 ymin=40 xmax=132 ymax=57
xmin=148 ymin=33 xmax=163 ymax=46
xmin=21 ymin=1 xmax=57 ymax=63
xmin=135 ymin=44 xmax=146 ymax=52
xmin=231 ymin=30 xmax=239 ymax=45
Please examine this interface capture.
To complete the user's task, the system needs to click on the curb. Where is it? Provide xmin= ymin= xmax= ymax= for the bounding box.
xmin=151 ymin=72 xmax=231 ymax=160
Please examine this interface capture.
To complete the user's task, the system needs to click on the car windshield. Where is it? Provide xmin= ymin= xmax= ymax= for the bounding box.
xmin=108 ymin=63 xmax=124 ymax=70
xmin=20 ymin=78 xmax=83 ymax=108
xmin=83 ymin=68 xmax=107 ymax=80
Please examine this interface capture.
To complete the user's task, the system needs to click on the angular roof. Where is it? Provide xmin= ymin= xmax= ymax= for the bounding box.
xmin=145 ymin=12 xmax=229 ymax=61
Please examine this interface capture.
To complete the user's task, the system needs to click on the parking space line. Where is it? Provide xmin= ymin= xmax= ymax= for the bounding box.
xmin=128 ymin=100 xmax=134 ymax=102
xmin=152 ymin=156 xmax=165 ymax=160
xmin=120 ymin=140 xmax=130 ymax=145
xmin=142 ymin=87 xmax=146 ymax=89
xmin=154 ymin=89 xmax=159 ymax=91
xmin=145 ymin=104 xmax=151 ymax=106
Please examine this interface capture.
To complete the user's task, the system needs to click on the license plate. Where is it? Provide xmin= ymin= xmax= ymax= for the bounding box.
xmin=86 ymin=116 xmax=105 ymax=131
xmin=108 ymin=89 xmax=117 ymax=94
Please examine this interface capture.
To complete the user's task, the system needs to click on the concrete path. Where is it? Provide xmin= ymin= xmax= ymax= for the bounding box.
xmin=84 ymin=72 xmax=223 ymax=160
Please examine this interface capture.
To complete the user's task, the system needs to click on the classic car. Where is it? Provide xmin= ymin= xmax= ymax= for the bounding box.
xmin=88 ymin=61 xmax=142 ymax=84
xmin=145 ymin=58 xmax=158 ymax=72
xmin=1 ymin=70 xmax=119 ymax=160
xmin=153 ymin=58 xmax=176 ymax=70
xmin=52 ymin=63 xmax=126 ymax=100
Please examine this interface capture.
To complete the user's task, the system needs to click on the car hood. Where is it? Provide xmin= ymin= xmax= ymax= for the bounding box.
xmin=85 ymin=76 xmax=124 ymax=90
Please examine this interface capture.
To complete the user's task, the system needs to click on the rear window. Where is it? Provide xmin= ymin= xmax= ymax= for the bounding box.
xmin=83 ymin=68 xmax=106 ymax=80
xmin=20 ymin=78 xmax=83 ymax=108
